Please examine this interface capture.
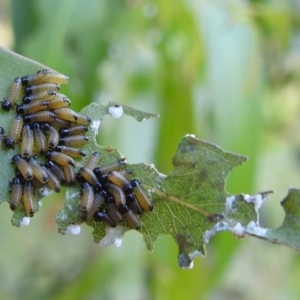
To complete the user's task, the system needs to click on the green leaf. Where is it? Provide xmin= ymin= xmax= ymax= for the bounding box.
xmin=90 ymin=135 xmax=253 ymax=268
xmin=2 ymin=46 xmax=300 ymax=268
xmin=247 ymin=188 xmax=300 ymax=251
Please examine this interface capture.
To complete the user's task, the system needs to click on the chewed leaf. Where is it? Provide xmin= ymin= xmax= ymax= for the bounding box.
xmin=246 ymin=188 xmax=300 ymax=250
xmin=4 ymin=46 xmax=300 ymax=268
xmin=88 ymin=134 xmax=252 ymax=268
xmin=81 ymin=101 xmax=159 ymax=123
xmin=56 ymin=102 xmax=159 ymax=232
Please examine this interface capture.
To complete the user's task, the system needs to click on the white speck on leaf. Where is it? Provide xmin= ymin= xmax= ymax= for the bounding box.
xmin=99 ymin=226 xmax=128 ymax=247
xmin=91 ymin=120 xmax=101 ymax=135
xmin=20 ymin=217 xmax=30 ymax=226
xmin=246 ymin=221 xmax=268 ymax=237
xmin=230 ymin=222 xmax=245 ymax=238
xmin=109 ymin=105 xmax=123 ymax=118
xmin=66 ymin=224 xmax=81 ymax=235
xmin=225 ymin=196 xmax=235 ymax=210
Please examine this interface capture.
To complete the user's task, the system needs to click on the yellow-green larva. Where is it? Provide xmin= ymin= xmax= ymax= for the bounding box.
xmin=32 ymin=123 xmax=46 ymax=154
xmin=25 ymin=83 xmax=60 ymax=95
xmin=22 ymin=181 xmax=35 ymax=217
xmin=4 ymin=114 xmax=23 ymax=149
xmin=21 ymin=125 xmax=34 ymax=160
xmin=45 ymin=151 xmax=75 ymax=167
xmin=2 ymin=77 xmax=22 ymax=111
xmin=9 ymin=177 xmax=22 ymax=211
xmin=28 ymin=156 xmax=48 ymax=184
xmin=11 ymin=154 xmax=33 ymax=181
xmin=81 ymin=182 xmax=94 ymax=221
xmin=21 ymin=69 xmax=69 ymax=85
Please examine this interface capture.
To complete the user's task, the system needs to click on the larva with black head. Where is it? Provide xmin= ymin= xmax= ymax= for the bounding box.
xmin=76 ymin=152 xmax=100 ymax=183
xmin=47 ymin=96 xmax=71 ymax=110
xmin=1 ymin=77 xmax=22 ymax=111
xmin=21 ymin=69 xmax=69 ymax=85
xmin=62 ymin=165 xmax=75 ymax=185
xmin=59 ymin=135 xmax=89 ymax=146
xmin=106 ymin=195 xmax=123 ymax=223
xmin=22 ymin=181 xmax=35 ymax=217
xmin=28 ymin=156 xmax=49 ymax=184
xmin=86 ymin=190 xmax=106 ymax=221
xmin=4 ymin=114 xmax=23 ymax=149
xmin=41 ymin=124 xmax=59 ymax=149
xmin=9 ymin=177 xmax=22 ymax=211
xmin=23 ymin=90 xmax=57 ymax=104
xmin=25 ymin=83 xmax=60 ymax=95
xmin=11 ymin=154 xmax=33 ymax=181
xmin=121 ymin=206 xmax=141 ymax=229
xmin=81 ymin=182 xmax=94 ymax=221
xmin=125 ymin=193 xmax=142 ymax=215
xmin=59 ymin=125 xmax=88 ymax=137
xmin=44 ymin=160 xmax=66 ymax=183
xmin=32 ymin=123 xmax=46 ymax=154
xmin=53 ymin=108 xmax=91 ymax=125
xmin=48 ymin=118 xmax=71 ymax=129
xmin=55 ymin=145 xmax=86 ymax=158
xmin=42 ymin=166 xmax=61 ymax=193
xmin=93 ymin=211 xmax=117 ymax=228
xmin=17 ymin=101 xmax=49 ymax=115
xmin=24 ymin=111 xmax=56 ymax=124
xmin=21 ymin=125 xmax=34 ymax=160
xmin=36 ymin=69 xmax=69 ymax=84
xmin=107 ymin=170 xmax=133 ymax=192
xmin=107 ymin=183 xmax=126 ymax=210
xmin=94 ymin=158 xmax=126 ymax=176
xmin=78 ymin=167 xmax=99 ymax=187
xmin=131 ymin=179 xmax=153 ymax=211
xmin=45 ymin=151 xmax=75 ymax=167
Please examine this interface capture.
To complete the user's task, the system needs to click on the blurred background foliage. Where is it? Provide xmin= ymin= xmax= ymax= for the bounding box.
xmin=1 ymin=0 xmax=300 ymax=299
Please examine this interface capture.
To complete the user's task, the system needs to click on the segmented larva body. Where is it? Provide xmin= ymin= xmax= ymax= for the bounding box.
xmin=21 ymin=125 xmax=34 ymax=160
xmin=23 ymin=90 xmax=57 ymax=104
xmin=22 ymin=181 xmax=35 ymax=217
xmin=81 ymin=182 xmax=94 ymax=221
xmin=28 ymin=156 xmax=49 ymax=184
xmin=42 ymin=166 xmax=61 ymax=193
xmin=25 ymin=83 xmax=60 ymax=95
xmin=11 ymin=154 xmax=33 ymax=181
xmin=2 ymin=77 xmax=22 ymax=111
xmin=9 ymin=177 xmax=22 ymax=211
xmin=55 ymin=145 xmax=86 ymax=158
xmin=32 ymin=123 xmax=46 ymax=154
xmin=17 ymin=101 xmax=49 ymax=115
xmin=5 ymin=114 xmax=23 ymax=149
xmin=62 ymin=165 xmax=75 ymax=185
xmin=45 ymin=151 xmax=75 ymax=167
xmin=21 ymin=69 xmax=69 ymax=85
xmin=59 ymin=135 xmax=89 ymax=146
xmin=24 ymin=111 xmax=56 ymax=124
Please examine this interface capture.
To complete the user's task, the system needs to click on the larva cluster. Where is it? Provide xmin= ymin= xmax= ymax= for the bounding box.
xmin=77 ymin=152 xmax=153 ymax=229
xmin=1 ymin=69 xmax=153 ymax=230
